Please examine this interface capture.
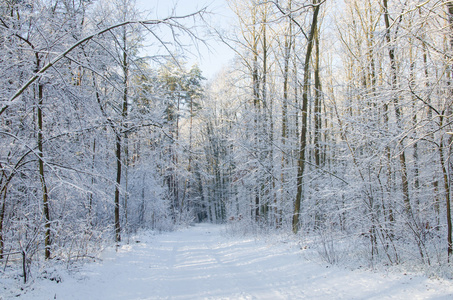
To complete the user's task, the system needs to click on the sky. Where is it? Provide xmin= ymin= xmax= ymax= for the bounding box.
xmin=136 ymin=0 xmax=236 ymax=80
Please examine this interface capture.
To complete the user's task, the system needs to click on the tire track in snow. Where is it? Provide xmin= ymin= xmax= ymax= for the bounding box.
xmin=15 ymin=223 xmax=453 ymax=300
xmin=142 ymin=224 xmax=287 ymax=299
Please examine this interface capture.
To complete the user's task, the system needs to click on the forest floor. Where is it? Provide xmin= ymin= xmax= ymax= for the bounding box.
xmin=4 ymin=223 xmax=453 ymax=299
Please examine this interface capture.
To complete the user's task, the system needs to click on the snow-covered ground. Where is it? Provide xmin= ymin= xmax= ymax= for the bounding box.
xmin=5 ymin=223 xmax=453 ymax=299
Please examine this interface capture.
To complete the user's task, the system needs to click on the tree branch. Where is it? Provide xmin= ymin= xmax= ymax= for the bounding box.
xmin=1 ymin=11 xmax=206 ymax=116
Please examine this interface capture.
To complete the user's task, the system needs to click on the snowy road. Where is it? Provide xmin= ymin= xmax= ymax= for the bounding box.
xmin=18 ymin=224 xmax=453 ymax=299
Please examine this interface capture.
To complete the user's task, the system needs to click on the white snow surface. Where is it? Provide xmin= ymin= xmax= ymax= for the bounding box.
xmin=8 ymin=223 xmax=453 ymax=299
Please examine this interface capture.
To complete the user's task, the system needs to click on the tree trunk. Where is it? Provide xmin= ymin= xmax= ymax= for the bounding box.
xmin=0 ymin=187 xmax=7 ymax=259
xmin=314 ymin=19 xmax=322 ymax=168
xmin=114 ymin=134 xmax=122 ymax=243
xmin=252 ymin=7 xmax=261 ymax=221
xmin=37 ymin=82 xmax=51 ymax=259
xmin=382 ymin=0 xmax=412 ymax=217
xmin=439 ymin=131 xmax=452 ymax=259
xmin=280 ymin=2 xmax=292 ymax=227
xmin=121 ymin=25 xmax=129 ymax=237
xmin=88 ymin=138 xmax=96 ymax=226
xmin=444 ymin=0 xmax=453 ymax=261
xmin=293 ymin=0 xmax=322 ymax=233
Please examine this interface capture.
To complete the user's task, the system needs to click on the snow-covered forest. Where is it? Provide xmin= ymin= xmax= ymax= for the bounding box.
xmin=2 ymin=0 xmax=453 ymax=290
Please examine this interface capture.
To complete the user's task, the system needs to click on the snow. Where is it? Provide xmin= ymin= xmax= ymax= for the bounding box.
xmin=7 ymin=223 xmax=453 ymax=299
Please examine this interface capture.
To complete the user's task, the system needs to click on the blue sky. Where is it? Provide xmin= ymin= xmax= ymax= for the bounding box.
xmin=137 ymin=0 xmax=236 ymax=79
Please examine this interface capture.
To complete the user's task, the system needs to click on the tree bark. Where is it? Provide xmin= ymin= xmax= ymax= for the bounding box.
xmin=114 ymin=134 xmax=122 ymax=243
xmin=444 ymin=0 xmax=453 ymax=261
xmin=121 ymin=24 xmax=129 ymax=238
xmin=293 ymin=0 xmax=322 ymax=233
xmin=313 ymin=15 xmax=322 ymax=168
xmin=252 ymin=5 xmax=261 ymax=221
xmin=37 ymin=82 xmax=51 ymax=259
xmin=279 ymin=1 xmax=293 ymax=227
xmin=0 ymin=186 xmax=7 ymax=259
xmin=382 ymin=0 xmax=412 ymax=217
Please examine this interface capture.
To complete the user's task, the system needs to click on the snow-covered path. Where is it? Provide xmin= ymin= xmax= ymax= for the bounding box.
xmin=18 ymin=224 xmax=453 ymax=299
